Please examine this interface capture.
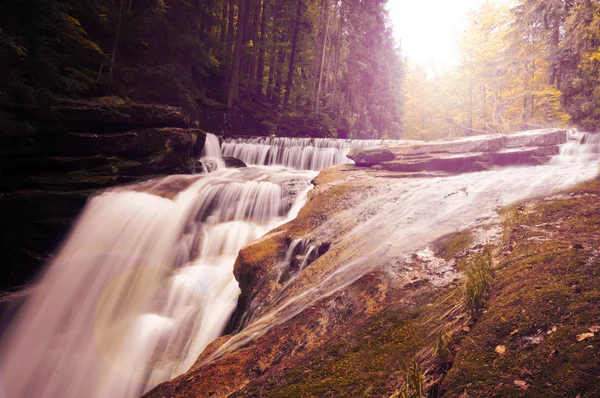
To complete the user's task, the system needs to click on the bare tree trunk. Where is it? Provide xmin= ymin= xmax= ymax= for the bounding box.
xmin=330 ymin=1 xmax=343 ymax=110
xmin=227 ymin=0 xmax=236 ymax=53
xmin=255 ymin=0 xmax=268 ymax=93
xmin=247 ymin=0 xmax=262 ymax=84
xmin=108 ymin=0 xmax=125 ymax=95
xmin=274 ymin=48 xmax=286 ymax=106
xmin=311 ymin=0 xmax=326 ymax=99
xmin=228 ymin=0 xmax=250 ymax=108
xmin=220 ymin=0 xmax=228 ymax=42
xmin=266 ymin=7 xmax=279 ymax=100
xmin=283 ymin=0 xmax=303 ymax=108
xmin=315 ymin=0 xmax=331 ymax=112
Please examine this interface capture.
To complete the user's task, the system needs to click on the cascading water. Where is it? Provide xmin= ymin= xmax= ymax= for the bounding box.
xmin=200 ymin=133 xmax=226 ymax=172
xmin=2 ymin=130 xmax=600 ymax=398
xmin=200 ymin=130 xmax=600 ymax=365
xmin=0 ymin=140 xmax=319 ymax=397
xmin=222 ymin=136 xmax=388 ymax=170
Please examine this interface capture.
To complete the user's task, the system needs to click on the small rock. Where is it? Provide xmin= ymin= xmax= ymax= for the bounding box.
xmin=514 ymin=380 xmax=528 ymax=390
xmin=589 ymin=326 xmax=600 ymax=333
xmin=525 ymin=335 xmax=544 ymax=345
xmin=495 ymin=345 xmax=506 ymax=354
xmin=547 ymin=326 xmax=557 ymax=335
xmin=576 ymin=332 xmax=594 ymax=342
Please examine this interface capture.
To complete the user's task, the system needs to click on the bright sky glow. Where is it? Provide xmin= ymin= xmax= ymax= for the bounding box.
xmin=387 ymin=0 xmax=509 ymax=74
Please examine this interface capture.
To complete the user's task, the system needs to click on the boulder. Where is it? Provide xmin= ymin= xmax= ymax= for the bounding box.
xmin=223 ymin=156 xmax=247 ymax=168
xmin=348 ymin=129 xmax=567 ymax=172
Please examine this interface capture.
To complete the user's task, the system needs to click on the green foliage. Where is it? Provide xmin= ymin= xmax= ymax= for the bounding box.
xmin=434 ymin=329 xmax=455 ymax=367
xmin=0 ymin=0 xmax=404 ymax=137
xmin=462 ymin=246 xmax=494 ymax=320
xmin=393 ymin=357 xmax=426 ymax=398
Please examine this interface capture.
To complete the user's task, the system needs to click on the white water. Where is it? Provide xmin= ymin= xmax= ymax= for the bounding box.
xmin=0 ymin=162 xmax=316 ymax=397
xmin=222 ymin=136 xmax=387 ymax=170
xmin=200 ymin=133 xmax=226 ymax=172
xmin=201 ymin=130 xmax=600 ymax=364
xmin=2 ymin=130 xmax=599 ymax=398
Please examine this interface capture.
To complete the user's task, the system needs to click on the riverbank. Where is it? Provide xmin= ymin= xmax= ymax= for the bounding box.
xmin=145 ymin=138 xmax=600 ymax=397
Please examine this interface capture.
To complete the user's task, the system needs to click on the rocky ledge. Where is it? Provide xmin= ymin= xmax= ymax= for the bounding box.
xmin=145 ymin=153 xmax=600 ymax=397
xmin=2 ymin=97 xmax=190 ymax=134
xmin=0 ymin=98 xmax=207 ymax=291
xmin=348 ymin=129 xmax=567 ymax=172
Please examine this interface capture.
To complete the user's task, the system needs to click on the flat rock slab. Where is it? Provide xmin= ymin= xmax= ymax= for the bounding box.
xmin=348 ymin=129 xmax=567 ymax=172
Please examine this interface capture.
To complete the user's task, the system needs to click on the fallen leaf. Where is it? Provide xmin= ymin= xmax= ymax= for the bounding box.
xmin=576 ymin=332 xmax=594 ymax=342
xmin=589 ymin=326 xmax=600 ymax=333
xmin=547 ymin=326 xmax=557 ymax=335
xmin=514 ymin=380 xmax=528 ymax=390
xmin=510 ymin=329 xmax=519 ymax=335
xmin=495 ymin=345 xmax=506 ymax=354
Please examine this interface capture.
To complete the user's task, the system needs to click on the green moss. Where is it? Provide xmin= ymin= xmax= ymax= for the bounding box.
xmin=432 ymin=230 xmax=473 ymax=261
xmin=442 ymin=180 xmax=600 ymax=397
xmin=236 ymin=291 xmax=455 ymax=398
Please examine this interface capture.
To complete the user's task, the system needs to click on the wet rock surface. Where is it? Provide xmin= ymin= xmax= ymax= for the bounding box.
xmin=0 ymin=100 xmax=207 ymax=291
xmin=145 ymin=134 xmax=600 ymax=397
xmin=2 ymin=98 xmax=191 ymax=134
xmin=348 ymin=129 xmax=567 ymax=172
xmin=143 ymin=165 xmax=483 ymax=398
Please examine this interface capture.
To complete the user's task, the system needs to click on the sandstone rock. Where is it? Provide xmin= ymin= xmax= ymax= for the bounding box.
xmin=346 ymin=146 xmax=396 ymax=166
xmin=349 ymin=129 xmax=567 ymax=172
xmin=223 ymin=157 xmax=247 ymax=168
xmin=2 ymin=98 xmax=191 ymax=133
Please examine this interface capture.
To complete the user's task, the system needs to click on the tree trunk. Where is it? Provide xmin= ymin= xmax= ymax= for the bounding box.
xmin=330 ymin=2 xmax=343 ymax=110
xmin=283 ymin=0 xmax=303 ymax=108
xmin=255 ymin=0 xmax=268 ymax=93
xmin=311 ymin=0 xmax=326 ymax=98
xmin=108 ymin=0 xmax=125 ymax=95
xmin=266 ymin=7 xmax=279 ymax=100
xmin=227 ymin=0 xmax=236 ymax=53
xmin=247 ymin=0 xmax=262 ymax=84
xmin=220 ymin=1 xmax=228 ymax=42
xmin=228 ymin=0 xmax=250 ymax=108
xmin=315 ymin=0 xmax=331 ymax=112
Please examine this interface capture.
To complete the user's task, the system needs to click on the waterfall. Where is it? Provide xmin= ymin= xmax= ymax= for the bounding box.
xmin=221 ymin=137 xmax=387 ymax=170
xmin=0 ymin=165 xmax=315 ymax=398
xmin=552 ymin=129 xmax=600 ymax=164
xmin=200 ymin=131 xmax=600 ymax=365
xmin=3 ymin=131 xmax=599 ymax=398
xmin=200 ymin=133 xmax=225 ymax=172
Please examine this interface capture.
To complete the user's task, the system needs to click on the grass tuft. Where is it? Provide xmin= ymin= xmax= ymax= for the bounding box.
xmin=391 ymin=357 xmax=427 ymax=398
xmin=462 ymin=245 xmax=494 ymax=320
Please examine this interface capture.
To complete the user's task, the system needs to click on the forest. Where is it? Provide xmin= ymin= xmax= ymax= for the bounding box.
xmin=1 ymin=0 xmax=599 ymax=139
xmin=403 ymin=0 xmax=600 ymax=140
xmin=0 ymin=0 xmax=403 ymax=139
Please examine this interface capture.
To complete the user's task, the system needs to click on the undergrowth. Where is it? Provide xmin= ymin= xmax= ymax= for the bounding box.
xmin=462 ymin=245 xmax=494 ymax=320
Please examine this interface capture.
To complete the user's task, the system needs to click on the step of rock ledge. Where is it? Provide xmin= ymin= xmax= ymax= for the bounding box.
xmin=348 ymin=129 xmax=567 ymax=172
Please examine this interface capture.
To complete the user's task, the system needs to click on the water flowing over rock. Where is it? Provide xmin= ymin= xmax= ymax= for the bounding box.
xmin=143 ymin=130 xmax=600 ymax=397
xmin=200 ymin=133 xmax=226 ymax=172
xmin=0 ymin=165 xmax=316 ymax=398
xmin=222 ymin=136 xmax=386 ymax=170
xmin=3 ymin=129 xmax=600 ymax=398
